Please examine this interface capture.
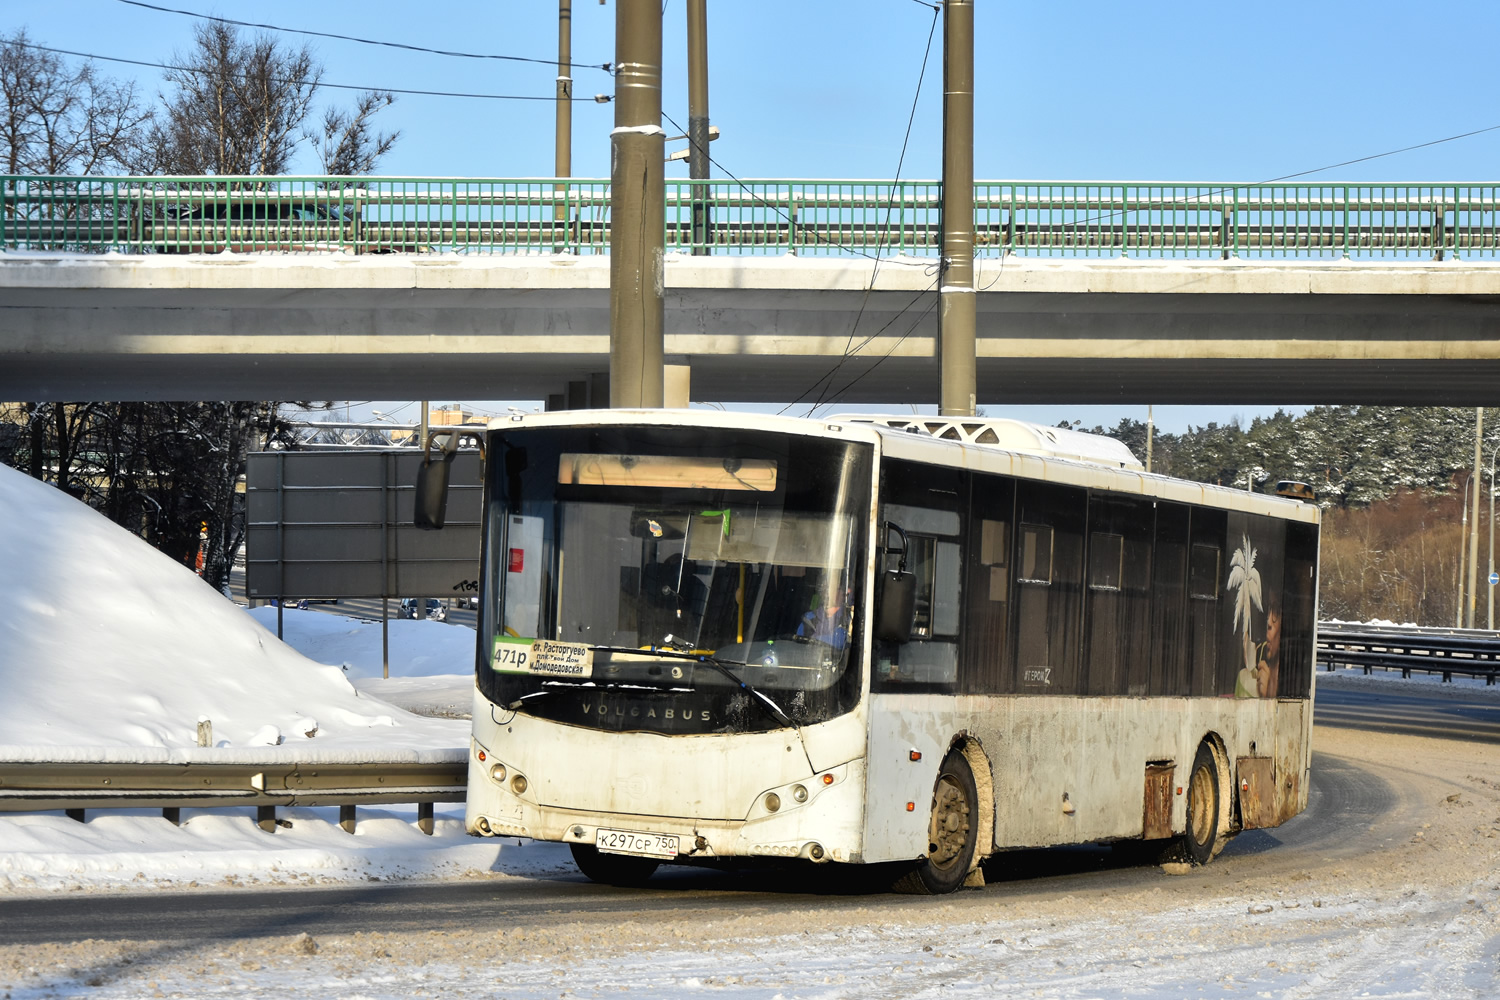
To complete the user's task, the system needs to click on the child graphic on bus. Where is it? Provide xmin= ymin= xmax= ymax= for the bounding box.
xmin=1256 ymin=594 xmax=1282 ymax=698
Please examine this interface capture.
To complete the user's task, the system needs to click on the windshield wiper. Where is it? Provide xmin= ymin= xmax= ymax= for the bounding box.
xmin=584 ymin=645 xmax=799 ymax=731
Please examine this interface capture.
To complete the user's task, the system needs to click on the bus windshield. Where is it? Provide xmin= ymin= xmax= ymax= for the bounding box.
xmin=478 ymin=425 xmax=872 ymax=735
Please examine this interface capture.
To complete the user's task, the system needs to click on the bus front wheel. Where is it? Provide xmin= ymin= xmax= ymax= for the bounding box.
xmin=893 ymin=749 xmax=980 ymax=894
xmin=1183 ymin=742 xmax=1223 ymax=866
xmin=570 ymin=843 xmax=661 ymax=887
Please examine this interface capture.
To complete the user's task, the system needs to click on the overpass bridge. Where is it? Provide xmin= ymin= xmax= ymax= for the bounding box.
xmin=4 ymin=175 xmax=1500 ymax=404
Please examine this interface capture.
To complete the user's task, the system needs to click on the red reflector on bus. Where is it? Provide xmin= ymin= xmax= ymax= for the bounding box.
xmin=906 ymin=802 xmax=915 ymax=812
xmin=508 ymin=548 xmax=524 ymax=573
xmin=909 ymin=750 xmax=922 ymax=762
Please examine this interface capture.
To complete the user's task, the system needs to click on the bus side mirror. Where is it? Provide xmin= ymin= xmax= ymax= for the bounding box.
xmin=875 ymin=570 xmax=915 ymax=643
xmin=874 ymin=521 xmax=915 ymax=643
xmin=415 ymin=429 xmax=461 ymax=530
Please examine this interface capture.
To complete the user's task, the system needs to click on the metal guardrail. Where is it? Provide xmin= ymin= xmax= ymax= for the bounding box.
xmin=0 ymin=759 xmax=467 ymax=834
xmin=4 ymin=175 xmax=1499 ymax=258
xmin=1317 ymin=622 xmax=1500 ymax=685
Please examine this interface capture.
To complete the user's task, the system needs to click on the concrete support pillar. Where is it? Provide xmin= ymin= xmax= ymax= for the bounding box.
xmin=665 ymin=363 xmax=691 ymax=408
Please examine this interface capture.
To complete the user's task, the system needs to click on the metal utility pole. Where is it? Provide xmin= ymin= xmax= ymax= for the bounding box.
xmin=1470 ymin=407 xmax=1483 ymax=628
xmin=1489 ymin=440 xmax=1498 ymax=630
xmin=686 ymin=0 xmax=711 ymax=255
xmin=938 ymin=0 xmax=976 ymax=417
xmin=1146 ymin=405 xmax=1154 ymax=473
xmin=609 ymin=0 xmax=665 ymax=408
xmin=554 ymin=0 xmax=572 ymax=243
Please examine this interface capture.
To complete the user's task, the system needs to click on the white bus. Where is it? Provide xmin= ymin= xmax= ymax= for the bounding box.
xmin=425 ymin=409 xmax=1319 ymax=893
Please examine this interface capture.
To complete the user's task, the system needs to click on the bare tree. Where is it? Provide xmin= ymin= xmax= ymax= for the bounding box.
xmin=313 ymin=90 xmax=399 ymax=175
xmin=148 ymin=22 xmax=321 ymax=175
xmin=0 ymin=29 xmax=151 ymax=175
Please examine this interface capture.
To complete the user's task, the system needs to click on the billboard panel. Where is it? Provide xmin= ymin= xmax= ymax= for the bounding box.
xmin=245 ymin=450 xmax=483 ymax=600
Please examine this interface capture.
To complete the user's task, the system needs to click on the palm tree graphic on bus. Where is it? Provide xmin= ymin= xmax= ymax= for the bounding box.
xmin=1228 ymin=534 xmax=1264 ymax=699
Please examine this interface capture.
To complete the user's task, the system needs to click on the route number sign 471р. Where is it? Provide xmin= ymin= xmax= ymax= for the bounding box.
xmin=492 ymin=637 xmax=595 ymax=678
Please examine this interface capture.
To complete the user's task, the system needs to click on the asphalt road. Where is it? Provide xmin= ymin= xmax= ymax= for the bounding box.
xmin=1313 ymin=685 xmax=1500 ymax=744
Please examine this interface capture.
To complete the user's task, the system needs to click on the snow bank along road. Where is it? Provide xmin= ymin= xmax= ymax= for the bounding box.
xmin=3 ymin=723 xmax=1499 ymax=999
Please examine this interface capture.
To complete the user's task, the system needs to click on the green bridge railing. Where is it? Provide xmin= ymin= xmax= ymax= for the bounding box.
xmin=3 ymin=175 xmax=1498 ymax=259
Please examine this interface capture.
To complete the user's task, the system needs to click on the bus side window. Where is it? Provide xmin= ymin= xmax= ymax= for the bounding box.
xmin=1150 ymin=503 xmax=1190 ymax=696
xmin=960 ymin=467 xmax=1016 ymax=695
xmin=1280 ymin=520 xmax=1319 ymax=698
xmin=1084 ymin=494 xmax=1156 ymax=696
xmin=1014 ymin=480 xmax=1087 ymax=695
xmin=875 ymin=488 xmax=962 ymax=690
xmin=1187 ymin=506 xmax=1227 ymax=696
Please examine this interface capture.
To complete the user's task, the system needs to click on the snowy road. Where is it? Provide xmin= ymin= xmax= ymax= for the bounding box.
xmin=0 ymin=750 xmax=1391 ymax=946
xmin=5 ymin=722 xmax=1499 ymax=998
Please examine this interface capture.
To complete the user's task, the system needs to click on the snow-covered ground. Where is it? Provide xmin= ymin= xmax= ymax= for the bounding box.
xmin=242 ymin=605 xmax=476 ymax=719
xmin=0 ymin=462 xmax=498 ymax=896
xmin=5 ymin=462 xmax=1500 ymax=998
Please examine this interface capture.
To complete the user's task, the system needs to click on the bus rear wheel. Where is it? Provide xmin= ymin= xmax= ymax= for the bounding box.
xmin=569 ymin=843 xmax=661 ymax=887
xmin=1183 ymin=742 xmax=1222 ymax=866
xmin=892 ymin=749 xmax=979 ymax=894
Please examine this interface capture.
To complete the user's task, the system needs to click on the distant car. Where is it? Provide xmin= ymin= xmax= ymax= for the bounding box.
xmin=400 ymin=598 xmax=447 ymax=622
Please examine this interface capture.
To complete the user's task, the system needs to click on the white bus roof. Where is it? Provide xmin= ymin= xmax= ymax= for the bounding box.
xmin=484 ymin=409 xmax=1317 ymax=524
xmin=827 ymin=415 xmax=1143 ymax=471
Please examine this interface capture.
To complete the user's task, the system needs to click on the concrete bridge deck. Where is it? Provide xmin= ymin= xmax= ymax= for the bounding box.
xmin=4 ymin=252 xmax=1499 ymax=403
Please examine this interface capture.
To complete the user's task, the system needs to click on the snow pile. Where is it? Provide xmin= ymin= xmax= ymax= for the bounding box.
xmin=242 ymin=607 xmax=476 ymax=680
xmin=243 ymin=607 xmax=476 ymax=718
xmin=0 ymin=463 xmax=465 ymax=759
xmin=0 ymin=805 xmax=517 ymax=893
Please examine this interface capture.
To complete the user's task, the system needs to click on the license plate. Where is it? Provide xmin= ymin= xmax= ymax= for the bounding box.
xmin=595 ymin=828 xmax=680 ymax=859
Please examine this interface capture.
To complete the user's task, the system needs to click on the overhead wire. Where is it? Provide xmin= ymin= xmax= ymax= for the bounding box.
xmin=12 ymin=41 xmax=608 ymax=102
xmin=113 ymin=0 xmax=612 ymax=72
xmin=818 ymin=286 xmax=942 ymax=405
xmin=804 ymin=0 xmax=939 ymax=416
xmin=1049 ymin=123 xmax=1500 ymax=240
xmin=660 ymin=109 xmax=894 ymax=265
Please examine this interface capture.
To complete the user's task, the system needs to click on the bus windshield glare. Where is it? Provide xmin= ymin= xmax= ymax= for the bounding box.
xmin=478 ymin=426 xmax=872 ymax=735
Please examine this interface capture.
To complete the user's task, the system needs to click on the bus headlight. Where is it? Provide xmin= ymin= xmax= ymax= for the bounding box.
xmin=512 ymin=774 xmax=529 ymax=795
xmin=489 ymin=763 xmax=507 ymax=784
xmin=764 ymin=792 xmax=781 ymax=812
xmin=792 ymin=784 xmax=808 ymax=803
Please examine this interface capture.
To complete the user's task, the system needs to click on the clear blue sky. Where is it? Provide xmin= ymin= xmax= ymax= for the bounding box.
xmin=13 ymin=0 xmax=1500 ymax=430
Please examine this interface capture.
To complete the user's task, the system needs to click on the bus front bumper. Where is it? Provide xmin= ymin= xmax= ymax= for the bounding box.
xmin=466 ymin=738 xmax=867 ymax=865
